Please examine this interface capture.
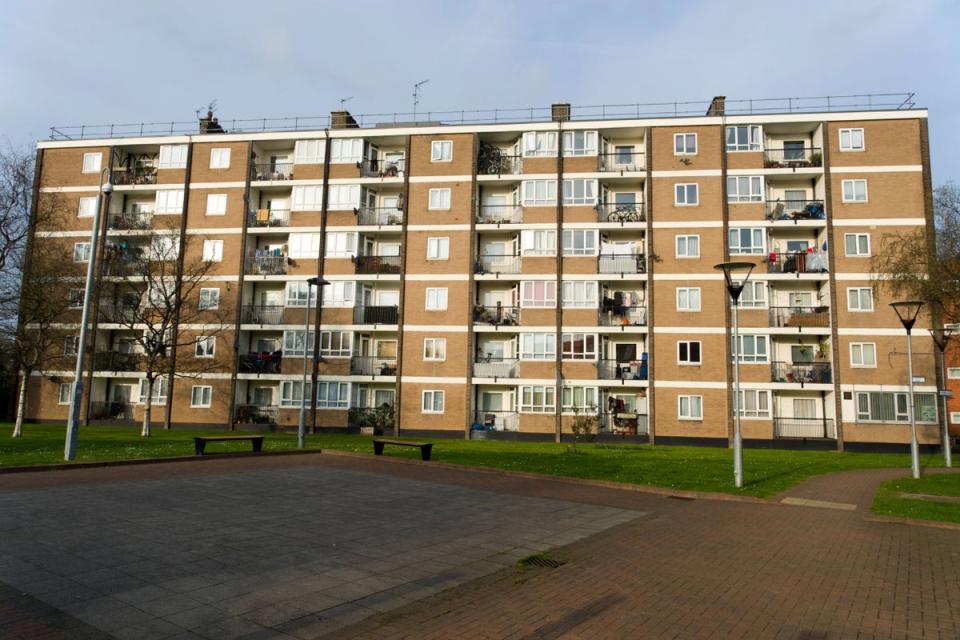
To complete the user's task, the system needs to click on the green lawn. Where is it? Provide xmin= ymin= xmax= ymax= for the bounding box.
xmin=1 ymin=424 xmax=943 ymax=498
xmin=871 ymin=473 xmax=960 ymax=524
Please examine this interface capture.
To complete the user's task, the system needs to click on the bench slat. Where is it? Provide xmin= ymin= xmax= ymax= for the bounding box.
xmin=372 ymin=439 xmax=432 ymax=461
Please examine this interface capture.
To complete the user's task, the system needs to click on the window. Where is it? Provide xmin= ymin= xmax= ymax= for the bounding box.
xmin=289 ymin=232 xmax=322 ymax=259
xmin=850 ymin=342 xmax=877 ymax=367
xmin=678 ymin=395 xmax=703 ymax=420
xmin=952 ymin=412 xmax=960 ymax=424
xmin=522 ymin=180 xmax=558 ymax=206
xmin=199 ymin=288 xmax=219 ymax=310
xmin=195 ymin=336 xmax=216 ymax=358
xmin=732 ymin=335 xmax=768 ymax=363
xmin=842 ymin=179 xmax=868 ymax=203
xmin=948 ymin=367 xmax=960 ymax=380
xmin=320 ymin=331 xmax=352 ymax=357
xmin=316 ymin=382 xmax=349 ymax=408
xmin=138 ymin=378 xmax=168 ymax=405
xmin=202 ymin=240 xmax=223 ymax=262
xmin=839 ymin=128 xmax=865 ymax=152
xmin=738 ymin=390 xmax=770 ymax=418
xmin=844 ymin=233 xmax=870 ymax=257
xmin=63 ymin=336 xmax=79 ymax=356
xmin=739 ymin=281 xmax=767 ymax=308
xmin=294 ymin=139 xmax=325 ymax=164
xmin=209 ymin=148 xmax=231 ymax=169
xmin=678 ymin=341 xmax=701 ymax=365
xmin=158 ymin=144 xmax=188 ymax=169
xmin=73 ymin=242 xmax=91 ymax=263
xmin=81 ymin=152 xmax=101 ymax=173
xmin=562 ymin=179 xmax=598 ymax=205
xmin=280 ymin=381 xmax=312 ymax=407
xmin=330 ymin=139 xmax=363 ymax=163
xmin=675 ymin=235 xmax=700 ymax=258
xmin=520 ymin=230 xmax=556 ymax=256
xmin=283 ymin=330 xmax=316 ymax=355
xmin=675 ymin=183 xmax=699 ymax=206
xmin=327 ymin=184 xmax=360 ymax=210
xmin=728 ymin=228 xmax=765 ymax=255
xmin=150 ymin=235 xmax=180 ymax=260
xmin=676 ymin=287 xmax=701 ymax=312
xmin=68 ymin=289 xmax=84 ymax=309
xmin=561 ymin=386 xmax=597 ymax=413
xmin=324 ymin=231 xmax=357 ymax=258
xmin=206 ymin=193 xmax=227 ymax=216
xmin=190 ymin=386 xmax=212 ymax=408
xmin=562 ymin=230 xmax=597 ymax=256
xmin=58 ymin=383 xmax=72 ymax=404
xmin=155 ymin=190 xmax=184 ymax=214
xmin=425 ymin=287 xmax=448 ymax=310
xmin=561 ymin=333 xmax=596 ymax=360
xmin=520 ymin=281 xmax=556 ymax=308
xmin=725 ymin=125 xmax=762 ymax=151
xmin=292 ymin=186 xmax=323 ymax=211
xmin=856 ymin=391 xmax=936 ymax=423
xmin=428 ymin=188 xmax=451 ymax=210
xmin=562 ymin=130 xmax=598 ymax=156
xmin=674 ymin=133 xmax=697 ymax=155
xmin=847 ymin=287 xmax=874 ymax=312
xmin=422 ymin=390 xmax=444 ymax=413
xmin=522 ymin=131 xmax=558 ymax=157
xmin=285 ymin=281 xmax=319 ymax=307
xmin=423 ymin=338 xmax=446 ymax=361
xmin=426 ymin=237 xmax=449 ymax=260
xmin=520 ymin=385 xmax=555 ymax=412
xmin=321 ymin=281 xmax=355 ymax=307
xmin=727 ymin=176 xmax=764 ymax=202
xmin=430 ymin=140 xmax=453 ymax=162
xmin=561 ymin=281 xmax=598 ymax=308
xmin=77 ymin=196 xmax=97 ymax=218
xmin=520 ymin=333 xmax=556 ymax=360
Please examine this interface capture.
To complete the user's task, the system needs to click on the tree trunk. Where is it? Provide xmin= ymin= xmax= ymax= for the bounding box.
xmin=12 ymin=370 xmax=27 ymax=438
xmin=141 ymin=377 xmax=153 ymax=437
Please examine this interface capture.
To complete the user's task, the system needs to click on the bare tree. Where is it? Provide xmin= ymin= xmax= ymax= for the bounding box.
xmin=0 ymin=145 xmax=35 ymax=276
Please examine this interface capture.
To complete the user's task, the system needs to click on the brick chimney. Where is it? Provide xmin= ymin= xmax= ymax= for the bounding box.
xmin=331 ymin=110 xmax=359 ymax=129
xmin=198 ymin=110 xmax=225 ymax=134
xmin=706 ymin=96 xmax=726 ymax=117
xmin=551 ymin=102 xmax=571 ymax=122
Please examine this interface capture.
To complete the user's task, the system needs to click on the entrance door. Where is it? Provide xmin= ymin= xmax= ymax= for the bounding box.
xmin=374 ymin=389 xmax=395 ymax=407
xmin=481 ymin=392 xmax=504 ymax=411
xmin=783 ymin=141 xmax=805 ymax=162
xmin=252 ymin=387 xmax=273 ymax=406
xmin=615 ymin=343 xmax=637 ymax=363
xmin=112 ymin=385 xmax=132 ymax=403
xmin=784 ymin=188 xmax=807 ymax=212
xmin=793 ymin=398 xmax=817 ymax=419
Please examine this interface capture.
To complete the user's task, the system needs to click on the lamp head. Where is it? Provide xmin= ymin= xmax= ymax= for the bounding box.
xmin=890 ymin=299 xmax=924 ymax=333
xmin=307 ymin=277 xmax=331 ymax=287
xmin=931 ymin=324 xmax=956 ymax=351
xmin=102 ymin=182 xmax=113 ymax=194
xmin=713 ymin=261 xmax=755 ymax=302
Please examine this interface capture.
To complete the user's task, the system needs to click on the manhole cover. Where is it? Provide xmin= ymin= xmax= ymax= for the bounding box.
xmin=519 ymin=555 xmax=566 ymax=569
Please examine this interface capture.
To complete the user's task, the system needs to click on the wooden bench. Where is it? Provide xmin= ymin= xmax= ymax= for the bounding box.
xmin=373 ymin=438 xmax=433 ymax=461
xmin=193 ymin=435 xmax=264 ymax=456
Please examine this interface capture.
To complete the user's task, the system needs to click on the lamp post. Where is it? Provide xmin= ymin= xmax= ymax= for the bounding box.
xmin=930 ymin=325 xmax=955 ymax=468
xmin=298 ymin=277 xmax=328 ymax=449
xmin=714 ymin=261 xmax=756 ymax=489
xmin=64 ymin=169 xmax=112 ymax=461
xmin=891 ymin=300 xmax=924 ymax=479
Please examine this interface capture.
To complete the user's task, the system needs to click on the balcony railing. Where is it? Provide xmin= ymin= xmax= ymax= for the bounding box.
xmin=353 ymin=255 xmax=402 ymax=274
xmin=89 ymin=401 xmax=135 ymax=421
xmin=476 ymin=204 xmax=522 ymax=224
xmin=774 ymin=417 xmax=836 ymax=439
xmin=769 ymin=306 xmax=830 ymax=328
xmin=472 ymin=358 xmax=519 ymax=378
xmin=599 ymin=253 xmax=646 ymax=274
xmin=770 ymin=361 xmax=832 ymax=385
xmin=235 ymin=404 xmax=278 ymax=425
xmin=107 ymin=212 xmax=153 ymax=230
xmin=598 ymin=412 xmax=649 ymax=436
xmin=763 ymin=147 xmax=822 ymax=168
xmin=248 ymin=209 xmax=291 ymax=227
xmin=473 ymin=304 xmax=520 ymax=326
xmin=596 ymin=203 xmax=646 ymax=223
xmin=353 ymin=305 xmax=399 ymax=324
xmin=251 ymin=162 xmax=293 ymax=181
xmin=241 ymin=304 xmax=285 ymax=325
xmin=355 ymin=206 xmax=403 ymax=226
xmin=472 ymin=410 xmax=520 ymax=432
xmin=477 ymin=147 xmax=522 ymax=175
xmin=766 ymin=251 xmax=828 ymax=275
xmin=765 ymin=200 xmax=826 ymax=221
xmin=599 ymin=151 xmax=645 ymax=173
xmin=102 ymin=251 xmax=146 ymax=276
xmin=97 ymin=303 xmax=138 ymax=323
xmin=475 ymin=254 xmax=521 ymax=274
xmin=244 ymin=255 xmax=288 ymax=276
xmin=599 ymin=305 xmax=647 ymax=326
xmin=239 ymin=352 xmax=282 ymax=374
xmin=111 ymin=167 xmax=157 ymax=185
xmin=597 ymin=359 xmax=648 ymax=381
xmin=358 ymin=158 xmax=405 ymax=178
xmin=92 ymin=351 xmax=141 ymax=372
xmin=350 ymin=356 xmax=398 ymax=376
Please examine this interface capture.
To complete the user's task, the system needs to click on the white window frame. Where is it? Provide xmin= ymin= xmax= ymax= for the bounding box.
xmin=294 ymin=139 xmax=325 ymax=164
xmin=422 ymin=390 xmax=445 ymax=413
xmin=856 ymin=391 xmax=937 ymax=424
xmin=73 ymin=242 xmax=92 ymax=263
xmin=839 ymin=128 xmax=865 ymax=152
xmin=327 ymin=184 xmax=361 ymax=211
xmin=324 ymin=231 xmax=357 ymax=258
xmin=330 ymin=139 xmax=363 ymax=164
xmin=285 ymin=281 xmax=319 ymax=307
xmin=58 ymin=383 xmax=72 ymax=404
xmin=520 ymin=333 xmax=556 ymax=360
xmin=520 ymin=230 xmax=557 ymax=257
xmin=63 ymin=335 xmax=79 ymax=356
xmin=522 ymin=131 xmax=558 ymax=157
xmin=198 ymin=288 xmax=220 ymax=310
xmin=289 ymin=232 xmax=322 ymax=259
xmin=77 ymin=196 xmax=97 ymax=218
xmin=209 ymin=148 xmax=231 ymax=169
xmin=428 ymin=188 xmax=451 ymax=210
xmin=561 ymin=281 xmax=598 ymax=308
xmin=678 ymin=395 xmax=703 ymax=420
xmin=158 ymin=144 xmax=188 ymax=169
xmin=739 ymin=281 xmax=768 ymax=309
xmin=138 ymin=378 xmax=168 ymax=405
xmin=674 ymin=183 xmax=699 ymax=206
xmin=430 ymin=140 xmax=453 ymax=162
xmin=319 ymin=330 xmax=352 ymax=358
xmin=519 ymin=385 xmax=556 ymax=413
xmin=150 ymin=235 xmax=180 ymax=260
xmin=520 ymin=281 xmax=557 ymax=308
xmin=676 ymin=287 xmax=701 ymax=312
xmin=847 ymin=287 xmax=874 ymax=312
xmin=521 ymin=180 xmax=558 ymax=206
xmin=316 ymin=381 xmax=350 ymax=409
xmin=561 ymin=333 xmax=597 ymax=360
xmin=282 ymin=330 xmax=316 ymax=356
xmin=202 ymin=239 xmax=223 ymax=262
xmin=947 ymin=367 xmax=960 ymax=380
xmin=81 ymin=152 xmax=102 ymax=174
xmin=205 ymin=193 xmax=227 ymax=216
xmin=155 ymin=189 xmax=184 ymax=214
xmin=674 ymin=133 xmax=697 ymax=155
xmin=562 ymin=229 xmax=598 ymax=256
xmin=280 ymin=380 xmax=312 ymax=408
xmin=841 ymin=179 xmax=868 ymax=203
xmin=423 ymin=337 xmax=447 ymax=361
xmin=732 ymin=334 xmax=769 ymax=364
xmin=190 ymin=385 xmax=212 ymax=408
xmin=727 ymin=176 xmax=764 ymax=203
xmin=291 ymin=186 xmax=323 ymax=211
xmin=426 ymin=237 xmax=449 ymax=260
xmin=562 ymin=179 xmax=598 ymax=206
xmin=425 ymin=287 xmax=448 ymax=310
xmin=725 ymin=125 xmax=763 ymax=152
xmin=728 ymin=227 xmax=766 ymax=255
xmin=194 ymin=336 xmax=216 ymax=358
xmin=321 ymin=281 xmax=355 ymax=308
xmin=738 ymin=389 xmax=771 ymax=419
xmin=675 ymin=234 xmax=700 ymax=258
xmin=562 ymin=130 xmax=598 ymax=156
xmin=844 ymin=233 xmax=871 ymax=257
xmin=561 ymin=386 xmax=598 ymax=413
xmin=68 ymin=289 xmax=84 ymax=309
xmin=850 ymin=342 xmax=877 ymax=368
xmin=677 ymin=340 xmax=702 ymax=365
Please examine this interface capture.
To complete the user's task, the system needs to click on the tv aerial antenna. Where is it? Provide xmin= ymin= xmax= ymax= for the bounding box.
xmin=412 ymin=79 xmax=430 ymax=121
xmin=338 ymin=96 xmax=353 ymax=110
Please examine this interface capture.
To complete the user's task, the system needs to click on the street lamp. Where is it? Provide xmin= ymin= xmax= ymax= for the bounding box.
xmin=891 ymin=299 xmax=924 ymax=479
xmin=64 ymin=169 xmax=112 ymax=461
xmin=298 ymin=276 xmax=329 ymax=449
xmin=930 ymin=324 xmax=955 ymax=468
xmin=714 ymin=261 xmax=756 ymax=489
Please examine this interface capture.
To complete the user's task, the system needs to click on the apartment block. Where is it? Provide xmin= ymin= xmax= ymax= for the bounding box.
xmin=26 ymin=95 xmax=946 ymax=448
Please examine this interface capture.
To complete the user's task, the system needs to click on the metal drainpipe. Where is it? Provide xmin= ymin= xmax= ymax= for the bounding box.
xmin=392 ymin=134 xmax=413 ymax=437
xmin=226 ymin=142 xmax=255 ymax=430
xmin=821 ymin=123 xmax=845 ymax=451
xmin=555 ymin=121 xmax=564 ymax=444
xmin=465 ymin=133 xmax=479 ymax=440
xmin=644 ymin=127 xmax=655 ymax=444
xmin=309 ymin=130 xmax=331 ymax=432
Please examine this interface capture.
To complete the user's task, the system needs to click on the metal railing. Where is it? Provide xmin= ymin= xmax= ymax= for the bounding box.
xmin=248 ymin=209 xmax=291 ymax=227
xmin=473 ymin=304 xmax=520 ymax=326
xmin=472 ymin=358 xmax=519 ymax=378
xmin=356 ymin=206 xmax=403 ymax=226
xmin=477 ymin=151 xmax=522 ymax=175
xmin=350 ymin=356 xmax=398 ymax=376
xmin=599 ymin=305 xmax=647 ymax=326
xmin=102 ymin=251 xmax=146 ymax=276
xmin=476 ymin=204 xmax=522 ymax=224
xmin=235 ymin=405 xmax=278 ymax=424
xmin=89 ymin=401 xmax=135 ymax=421
xmin=596 ymin=203 xmax=646 ymax=223
xmin=241 ymin=304 xmax=285 ymax=325
xmin=111 ymin=167 xmax=158 ymax=185
xmin=97 ymin=302 xmax=139 ymax=323
xmin=476 ymin=254 xmax=521 ymax=274
xmin=251 ymin=162 xmax=293 ymax=181
xmin=358 ymin=158 xmax=405 ymax=178
xmin=599 ymin=151 xmax=645 ymax=172
xmin=765 ymin=200 xmax=826 ymax=221
xmin=599 ymin=253 xmax=646 ymax=274
xmin=472 ymin=410 xmax=520 ymax=432
xmin=353 ymin=305 xmax=399 ymax=324
xmin=239 ymin=352 xmax=282 ymax=374
xmin=107 ymin=212 xmax=153 ymax=230
xmin=774 ymin=417 xmax=836 ymax=439
xmin=766 ymin=252 xmax=828 ymax=275
xmin=768 ymin=306 xmax=829 ymax=328
xmin=597 ymin=359 xmax=647 ymax=381
xmin=770 ymin=361 xmax=832 ymax=384
xmin=597 ymin=412 xmax=649 ymax=436
xmin=92 ymin=351 xmax=141 ymax=372
xmin=244 ymin=255 xmax=288 ymax=275
xmin=353 ymin=255 xmax=402 ymax=274
xmin=763 ymin=147 xmax=822 ymax=168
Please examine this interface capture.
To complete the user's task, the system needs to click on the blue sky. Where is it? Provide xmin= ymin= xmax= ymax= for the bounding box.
xmin=2 ymin=0 xmax=956 ymax=180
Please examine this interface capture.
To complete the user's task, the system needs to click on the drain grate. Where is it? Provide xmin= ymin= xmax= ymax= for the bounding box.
xmin=518 ymin=555 xmax=566 ymax=569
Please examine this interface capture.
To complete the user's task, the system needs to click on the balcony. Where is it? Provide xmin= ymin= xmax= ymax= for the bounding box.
xmin=353 ymin=255 xmax=401 ymax=275
xmin=763 ymin=147 xmax=822 ymax=169
xmin=599 ymin=305 xmax=647 ymax=327
xmin=353 ymin=305 xmax=398 ymax=324
xmin=350 ymin=356 xmax=397 ymax=377
xmin=773 ymin=417 xmax=836 ymax=439
xmin=241 ymin=304 xmax=285 ymax=325
xmin=251 ymin=162 xmax=293 ymax=181
xmin=477 ymin=146 xmax=521 ymax=175
xmin=245 ymin=255 xmax=288 ymax=276
xmin=596 ymin=203 xmax=646 ymax=224
xmin=356 ymin=206 xmax=403 ymax=226
xmin=472 ymin=358 xmax=519 ymax=378
xmin=769 ymin=306 xmax=829 ymax=329
xmin=472 ymin=410 xmax=520 ymax=432
xmin=89 ymin=401 xmax=135 ymax=421
xmin=111 ymin=167 xmax=157 ymax=186
xmin=107 ymin=212 xmax=153 ymax=230
xmin=598 ymin=412 xmax=649 ymax=436
xmin=92 ymin=351 xmax=141 ymax=372
xmin=598 ymin=359 xmax=647 ymax=381
xmin=599 ymin=253 xmax=646 ymax=274
xmin=770 ymin=361 xmax=832 ymax=385
xmin=239 ymin=352 xmax=282 ymax=374
xmin=765 ymin=200 xmax=825 ymax=222
xmin=102 ymin=249 xmax=146 ymax=277
xmin=358 ymin=158 xmax=405 ymax=178
xmin=235 ymin=404 xmax=278 ymax=425
xmin=766 ymin=252 xmax=828 ymax=275
xmin=473 ymin=304 xmax=520 ymax=326
xmin=599 ymin=151 xmax=645 ymax=173
xmin=248 ymin=209 xmax=291 ymax=228
xmin=97 ymin=302 xmax=138 ymax=323
xmin=477 ymin=204 xmax=522 ymax=224
xmin=476 ymin=254 xmax=520 ymax=274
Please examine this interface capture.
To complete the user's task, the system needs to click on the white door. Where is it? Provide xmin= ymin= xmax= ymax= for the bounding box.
xmin=793 ymin=398 xmax=818 ymax=419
